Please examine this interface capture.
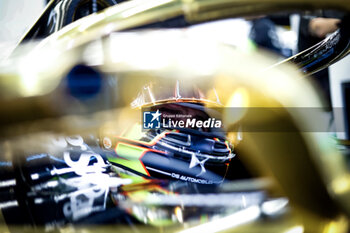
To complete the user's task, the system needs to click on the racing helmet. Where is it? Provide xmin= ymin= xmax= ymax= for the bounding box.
xmin=100 ymin=81 xmax=235 ymax=184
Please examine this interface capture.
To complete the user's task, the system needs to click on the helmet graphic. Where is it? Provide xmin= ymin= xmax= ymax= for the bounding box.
xmin=100 ymin=82 xmax=235 ymax=184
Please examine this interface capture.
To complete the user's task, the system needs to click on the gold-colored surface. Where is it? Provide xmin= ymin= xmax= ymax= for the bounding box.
xmin=38 ymin=0 xmax=350 ymax=51
xmin=1 ymin=36 xmax=348 ymax=231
